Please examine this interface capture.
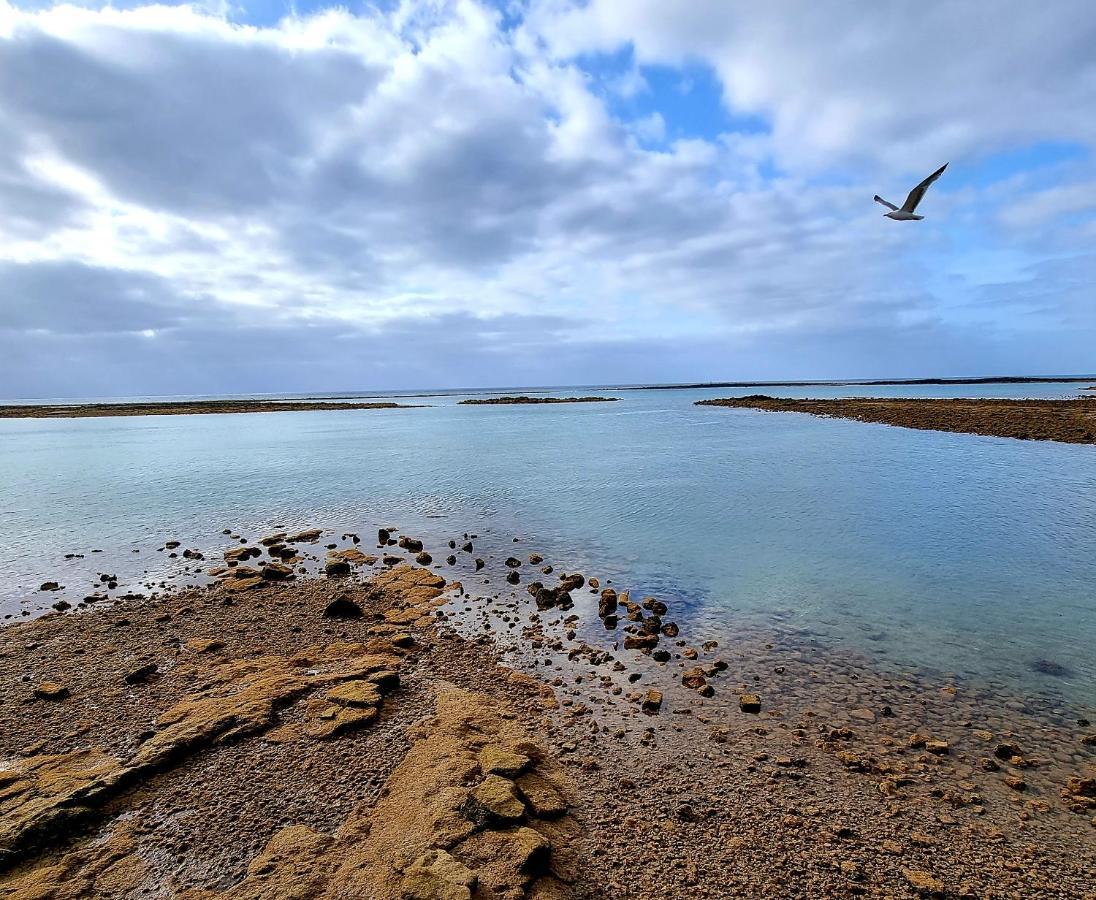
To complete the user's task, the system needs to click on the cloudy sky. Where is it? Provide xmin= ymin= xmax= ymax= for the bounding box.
xmin=2 ymin=0 xmax=1095 ymax=398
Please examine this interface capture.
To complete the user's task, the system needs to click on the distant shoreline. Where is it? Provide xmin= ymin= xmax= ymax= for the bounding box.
xmin=698 ymin=395 xmax=1096 ymax=444
xmin=628 ymin=375 xmax=1096 ymax=390
xmin=0 ymin=400 xmax=421 ymax=419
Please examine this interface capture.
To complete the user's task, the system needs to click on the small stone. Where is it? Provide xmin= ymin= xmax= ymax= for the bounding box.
xmin=739 ymin=693 xmax=761 ymax=713
xmin=902 ymin=869 xmax=945 ymax=895
xmin=186 ymin=638 xmax=226 ymax=653
xmin=124 ymin=662 xmax=159 ymax=685
xmin=34 ymin=681 xmax=69 ymax=701
xmin=925 ymin=739 xmax=950 ymax=756
xmin=641 ymin=690 xmax=663 ymax=714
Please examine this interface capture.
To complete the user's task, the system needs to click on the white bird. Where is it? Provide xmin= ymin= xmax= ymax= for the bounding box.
xmin=874 ymin=163 xmax=948 ymax=220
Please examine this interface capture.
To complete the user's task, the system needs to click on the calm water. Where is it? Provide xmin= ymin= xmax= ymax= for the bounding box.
xmin=1 ymin=382 xmax=1094 ymax=708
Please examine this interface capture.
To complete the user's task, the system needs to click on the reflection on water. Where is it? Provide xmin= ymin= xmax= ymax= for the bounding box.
xmin=1 ymin=383 xmax=1094 ymax=706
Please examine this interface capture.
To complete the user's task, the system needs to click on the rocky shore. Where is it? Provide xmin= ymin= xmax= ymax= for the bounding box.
xmin=0 ymin=400 xmax=418 ymax=419
xmin=697 ymin=395 xmax=1096 ymax=444
xmin=2 ymin=526 xmax=1094 ymax=898
xmin=459 ymin=397 xmax=619 ymax=405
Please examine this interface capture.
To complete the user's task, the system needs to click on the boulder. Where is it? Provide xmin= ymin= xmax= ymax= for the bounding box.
xmin=641 ymin=597 xmax=668 ymax=615
xmin=598 ymin=589 xmax=618 ymax=618
xmin=323 ymin=595 xmax=363 ymax=619
xmin=398 ymin=536 xmax=424 ymax=553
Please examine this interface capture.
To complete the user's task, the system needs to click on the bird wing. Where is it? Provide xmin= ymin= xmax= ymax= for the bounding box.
xmin=901 ymin=162 xmax=948 ymax=213
xmin=873 ymin=195 xmax=898 ymax=211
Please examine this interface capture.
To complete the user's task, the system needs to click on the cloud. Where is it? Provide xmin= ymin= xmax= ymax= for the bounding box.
xmin=0 ymin=0 xmax=1094 ymax=398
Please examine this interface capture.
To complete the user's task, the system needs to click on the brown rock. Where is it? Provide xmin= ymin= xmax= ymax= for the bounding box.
xmin=400 ymin=849 xmax=476 ymax=900
xmin=515 ymin=773 xmax=567 ymax=819
xmin=641 ymin=690 xmax=663 ymax=715
xmin=463 ymin=775 xmax=526 ymax=825
xmin=738 ymin=693 xmax=761 ymax=713
xmin=479 ymin=745 xmax=531 ymax=778
xmin=34 ymin=681 xmax=69 ymax=701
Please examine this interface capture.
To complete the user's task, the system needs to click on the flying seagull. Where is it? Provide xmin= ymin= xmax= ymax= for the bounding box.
xmin=874 ymin=163 xmax=948 ymax=220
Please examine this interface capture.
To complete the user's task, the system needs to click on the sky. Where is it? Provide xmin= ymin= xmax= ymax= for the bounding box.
xmin=1 ymin=0 xmax=1095 ymax=398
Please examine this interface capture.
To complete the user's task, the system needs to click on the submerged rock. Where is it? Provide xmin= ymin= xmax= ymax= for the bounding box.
xmin=323 ymin=595 xmax=363 ymax=619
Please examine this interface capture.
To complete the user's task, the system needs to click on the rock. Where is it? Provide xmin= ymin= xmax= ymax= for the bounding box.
xmin=850 ymin=708 xmax=876 ymax=723
xmin=682 ymin=667 xmax=708 ymax=690
xmin=328 ymin=547 xmax=377 ymax=567
xmin=994 ymin=741 xmax=1022 ymax=760
xmin=34 ymin=681 xmax=69 ymax=701
xmin=1004 ymin=775 xmax=1026 ymax=791
xmin=401 ymin=849 xmax=476 ymax=900
xmin=462 ymin=542 xmax=474 ymax=553
xmin=738 ymin=693 xmax=761 ymax=713
xmin=164 ymin=541 xmax=180 ymax=549
xmin=398 ymin=536 xmax=424 ymax=553
xmin=378 ymin=528 xmax=390 ymax=544
xmin=506 ymin=571 xmax=520 ymax=585
xmin=124 ymin=662 xmax=159 ymax=685
xmin=261 ymin=562 xmax=294 ymax=580
xmin=325 ymin=681 xmax=382 ymax=708
xmin=505 ymin=557 xmax=521 ymax=568
xmin=38 ymin=582 xmax=60 ymax=591
xmin=324 ymin=558 xmax=352 ymax=577
xmin=515 ymin=772 xmax=567 ymax=818
xmin=528 ymin=554 xmax=543 ymax=565
xmin=661 ymin=622 xmax=679 ymax=638
xmin=52 ymin=600 xmax=71 ymax=611
xmin=902 ymin=868 xmax=945 ymax=895
xmin=416 ymin=551 xmax=433 ymax=565
xmin=463 ymin=775 xmax=526 ymax=825
xmin=186 ymin=638 xmax=225 ymax=653
xmin=623 ymin=633 xmax=659 ymax=651
xmin=474 ymin=558 xmax=485 ymax=571
xmin=925 ymin=739 xmax=950 ymax=756
xmin=224 ymin=546 xmax=261 ymax=562
xmin=260 ymin=532 xmax=288 ymax=546
xmin=641 ymin=596 xmax=668 ymax=615
xmin=479 ymin=745 xmax=531 ymax=778
xmin=641 ymin=690 xmax=663 ymax=714
xmin=446 ymin=555 xmax=457 ymax=565
xmin=287 ymin=528 xmax=323 ymax=543
xmin=651 ymin=649 xmax=670 ymax=662
xmin=598 ymin=589 xmax=618 ymax=618
xmin=323 ymin=595 xmax=363 ymax=619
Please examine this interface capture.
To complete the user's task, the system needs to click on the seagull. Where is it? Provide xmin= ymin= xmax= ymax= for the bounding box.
xmin=874 ymin=163 xmax=948 ymax=220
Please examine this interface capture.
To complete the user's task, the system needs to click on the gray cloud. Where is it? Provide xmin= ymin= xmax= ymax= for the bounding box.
xmin=0 ymin=1 xmax=1093 ymax=399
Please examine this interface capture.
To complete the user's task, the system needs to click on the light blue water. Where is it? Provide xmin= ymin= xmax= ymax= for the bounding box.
xmin=1 ymin=383 xmax=1094 ymax=707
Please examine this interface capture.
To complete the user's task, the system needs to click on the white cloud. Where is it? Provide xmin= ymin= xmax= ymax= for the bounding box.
xmin=0 ymin=0 xmax=1094 ymax=397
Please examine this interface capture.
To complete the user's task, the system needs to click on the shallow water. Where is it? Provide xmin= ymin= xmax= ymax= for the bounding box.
xmin=1 ymin=382 xmax=1094 ymax=707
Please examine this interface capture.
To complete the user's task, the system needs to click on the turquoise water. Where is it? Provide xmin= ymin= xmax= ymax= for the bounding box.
xmin=1 ymin=383 xmax=1094 ymax=707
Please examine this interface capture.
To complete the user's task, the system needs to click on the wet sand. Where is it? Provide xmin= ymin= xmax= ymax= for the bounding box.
xmin=2 ymin=526 xmax=1094 ymax=898
xmin=459 ymin=397 xmax=619 ymax=405
xmin=698 ymin=395 xmax=1096 ymax=444
xmin=0 ymin=400 xmax=418 ymax=419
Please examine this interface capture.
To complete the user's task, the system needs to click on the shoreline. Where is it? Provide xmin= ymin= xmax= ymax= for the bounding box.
xmin=698 ymin=395 xmax=1096 ymax=444
xmin=3 ymin=526 xmax=1094 ymax=897
xmin=0 ymin=400 xmax=422 ymax=420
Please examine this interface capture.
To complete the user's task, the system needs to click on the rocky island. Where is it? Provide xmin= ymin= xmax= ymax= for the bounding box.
xmin=0 ymin=400 xmax=420 ymax=419
xmin=697 ymin=395 xmax=1096 ymax=444
xmin=459 ymin=397 xmax=619 ymax=405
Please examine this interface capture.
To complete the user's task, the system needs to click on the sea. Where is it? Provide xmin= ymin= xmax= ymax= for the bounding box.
xmin=2 ymin=380 xmax=1094 ymax=709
